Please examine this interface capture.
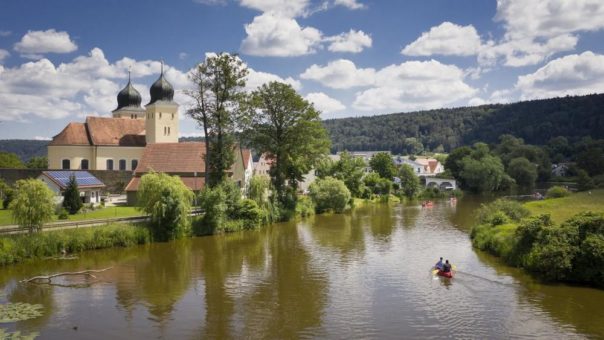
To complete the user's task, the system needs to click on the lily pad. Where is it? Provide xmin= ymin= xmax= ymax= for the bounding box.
xmin=0 ymin=328 xmax=39 ymax=339
xmin=0 ymin=303 xmax=44 ymax=323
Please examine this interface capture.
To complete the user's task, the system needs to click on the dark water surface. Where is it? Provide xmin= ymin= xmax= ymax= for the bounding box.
xmin=2 ymin=197 xmax=604 ymax=339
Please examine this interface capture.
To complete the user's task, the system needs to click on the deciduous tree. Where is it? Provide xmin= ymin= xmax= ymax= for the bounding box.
xmin=10 ymin=179 xmax=55 ymax=233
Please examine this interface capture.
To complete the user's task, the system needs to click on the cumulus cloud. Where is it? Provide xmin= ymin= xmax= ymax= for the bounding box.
xmin=516 ymin=51 xmax=604 ymax=100
xmin=326 ymin=29 xmax=372 ymax=53
xmin=246 ymin=68 xmax=301 ymax=90
xmin=352 ymin=60 xmax=477 ymax=112
xmin=0 ymin=49 xmax=9 ymax=62
xmin=240 ymin=0 xmax=310 ymax=17
xmin=334 ymin=0 xmax=365 ymax=10
xmin=402 ymin=22 xmax=482 ymax=57
xmin=0 ymin=48 xmax=187 ymax=122
xmin=300 ymin=59 xmax=375 ymax=89
xmin=14 ymin=29 xmax=78 ymax=58
xmin=305 ymin=92 xmax=345 ymax=113
xmin=240 ymin=13 xmax=323 ymax=56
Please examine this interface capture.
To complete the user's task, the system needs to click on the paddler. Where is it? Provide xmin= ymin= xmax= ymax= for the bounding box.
xmin=434 ymin=257 xmax=444 ymax=270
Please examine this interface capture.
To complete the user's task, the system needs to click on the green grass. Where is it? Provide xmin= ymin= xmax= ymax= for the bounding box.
xmin=525 ymin=189 xmax=604 ymax=224
xmin=0 ymin=206 xmax=143 ymax=226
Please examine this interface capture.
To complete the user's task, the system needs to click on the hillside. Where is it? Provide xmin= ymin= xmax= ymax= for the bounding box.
xmin=324 ymin=94 xmax=604 ymax=153
xmin=0 ymin=140 xmax=48 ymax=161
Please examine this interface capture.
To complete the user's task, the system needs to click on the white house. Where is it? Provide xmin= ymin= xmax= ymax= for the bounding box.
xmin=38 ymin=171 xmax=105 ymax=204
xmin=396 ymin=156 xmax=444 ymax=177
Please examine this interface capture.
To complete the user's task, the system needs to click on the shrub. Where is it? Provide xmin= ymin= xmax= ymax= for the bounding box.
xmin=198 ymin=185 xmax=228 ymax=232
xmin=475 ymin=199 xmax=530 ymax=225
xmin=10 ymin=179 xmax=55 ymax=233
xmin=57 ymin=208 xmax=69 ymax=220
xmin=546 ymin=186 xmax=570 ymax=198
xmin=137 ymin=172 xmax=194 ymax=240
xmin=233 ymin=199 xmax=264 ymax=229
xmin=309 ymin=177 xmax=351 ymax=214
xmin=295 ymin=196 xmax=315 ymax=217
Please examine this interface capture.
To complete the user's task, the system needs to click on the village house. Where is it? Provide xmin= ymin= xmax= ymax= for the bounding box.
xmin=396 ymin=156 xmax=444 ymax=177
xmin=38 ymin=170 xmax=105 ymax=204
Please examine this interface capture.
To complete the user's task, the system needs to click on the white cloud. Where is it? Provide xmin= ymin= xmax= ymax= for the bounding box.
xmin=305 ymin=92 xmax=345 ymax=113
xmin=14 ymin=29 xmax=78 ymax=58
xmin=178 ymin=52 xmax=188 ymax=60
xmin=240 ymin=0 xmax=310 ymax=17
xmin=352 ymin=60 xmax=477 ymax=112
xmin=240 ymin=13 xmax=323 ymax=56
xmin=0 ymin=48 xmax=187 ymax=122
xmin=0 ymin=30 xmax=11 ymax=37
xmin=334 ymin=0 xmax=365 ymax=10
xmin=401 ymin=22 xmax=482 ymax=57
xmin=246 ymin=68 xmax=301 ymax=90
xmin=33 ymin=136 xmax=52 ymax=141
xmin=516 ymin=51 xmax=604 ymax=100
xmin=193 ymin=0 xmax=227 ymax=5
xmin=0 ymin=49 xmax=9 ymax=62
xmin=326 ymin=29 xmax=372 ymax=53
xmin=300 ymin=59 xmax=375 ymax=89
xmin=479 ymin=34 xmax=578 ymax=67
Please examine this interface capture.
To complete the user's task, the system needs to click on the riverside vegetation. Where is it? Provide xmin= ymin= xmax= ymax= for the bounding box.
xmin=471 ymin=190 xmax=604 ymax=286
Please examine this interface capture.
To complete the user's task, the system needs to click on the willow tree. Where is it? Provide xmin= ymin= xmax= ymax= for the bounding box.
xmin=244 ymin=81 xmax=330 ymax=205
xmin=185 ymin=53 xmax=248 ymax=186
xmin=10 ymin=179 xmax=55 ymax=233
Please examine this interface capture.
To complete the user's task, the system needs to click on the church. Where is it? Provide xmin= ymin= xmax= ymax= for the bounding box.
xmin=48 ymin=67 xmax=252 ymax=204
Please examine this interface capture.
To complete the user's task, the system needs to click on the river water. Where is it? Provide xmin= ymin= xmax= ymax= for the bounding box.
xmin=2 ymin=197 xmax=604 ymax=339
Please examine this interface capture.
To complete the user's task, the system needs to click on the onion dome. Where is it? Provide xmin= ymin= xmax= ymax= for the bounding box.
xmin=115 ymin=74 xmax=142 ymax=110
xmin=148 ymin=62 xmax=174 ymax=104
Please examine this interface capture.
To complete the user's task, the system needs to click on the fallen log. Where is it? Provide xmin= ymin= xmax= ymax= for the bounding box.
xmin=20 ymin=267 xmax=113 ymax=284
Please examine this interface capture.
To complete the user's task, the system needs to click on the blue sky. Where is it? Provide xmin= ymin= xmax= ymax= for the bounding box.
xmin=1 ymin=0 xmax=604 ymax=139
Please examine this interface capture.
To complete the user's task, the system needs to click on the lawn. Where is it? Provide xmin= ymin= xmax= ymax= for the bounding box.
xmin=0 ymin=206 xmax=143 ymax=226
xmin=524 ymin=189 xmax=604 ymax=224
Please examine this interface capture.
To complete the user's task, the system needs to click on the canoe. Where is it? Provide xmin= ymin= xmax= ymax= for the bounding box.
xmin=437 ymin=270 xmax=453 ymax=278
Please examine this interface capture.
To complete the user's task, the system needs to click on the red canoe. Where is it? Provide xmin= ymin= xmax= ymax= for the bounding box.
xmin=437 ymin=270 xmax=453 ymax=278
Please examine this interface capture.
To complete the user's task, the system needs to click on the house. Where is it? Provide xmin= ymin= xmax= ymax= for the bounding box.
xmin=552 ymin=163 xmax=573 ymax=177
xmin=253 ymin=153 xmax=273 ymax=176
xmin=48 ymin=66 xmax=179 ymax=172
xmin=38 ymin=171 xmax=105 ymax=204
xmin=396 ymin=156 xmax=444 ymax=177
xmin=298 ymin=154 xmax=341 ymax=193
xmin=124 ymin=143 xmax=250 ymax=205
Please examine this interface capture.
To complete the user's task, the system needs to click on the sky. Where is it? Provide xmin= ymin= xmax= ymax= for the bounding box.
xmin=1 ymin=0 xmax=604 ymax=140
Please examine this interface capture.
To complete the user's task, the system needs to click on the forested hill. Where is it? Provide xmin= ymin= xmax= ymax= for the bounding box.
xmin=0 ymin=140 xmax=48 ymax=161
xmin=324 ymin=93 xmax=604 ymax=154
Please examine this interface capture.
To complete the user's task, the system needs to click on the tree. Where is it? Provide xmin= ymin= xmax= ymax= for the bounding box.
xmin=402 ymin=137 xmax=424 ymax=155
xmin=0 ymin=151 xmax=24 ymax=169
xmin=186 ymin=53 xmax=249 ymax=186
xmin=576 ymin=147 xmax=604 ymax=176
xmin=459 ymin=154 xmax=510 ymax=193
xmin=62 ymin=175 xmax=83 ymax=214
xmin=576 ymin=169 xmax=595 ymax=191
xmin=369 ymin=152 xmax=396 ymax=179
xmin=309 ymin=177 xmax=351 ymax=213
xmin=317 ymin=152 xmax=366 ymax=197
xmin=445 ymin=146 xmax=472 ymax=181
xmin=244 ymin=82 xmax=330 ymax=203
xmin=25 ymin=156 xmax=48 ymax=169
xmin=137 ymin=172 xmax=194 ymax=240
xmin=507 ymin=157 xmax=537 ymax=188
xmin=398 ymin=164 xmax=420 ymax=199
xmin=9 ymin=179 xmax=55 ymax=233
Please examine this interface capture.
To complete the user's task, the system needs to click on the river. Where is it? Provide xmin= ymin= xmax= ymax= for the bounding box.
xmin=1 ymin=197 xmax=604 ymax=339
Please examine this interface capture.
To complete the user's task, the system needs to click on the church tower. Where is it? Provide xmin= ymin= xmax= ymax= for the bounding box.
xmin=145 ymin=63 xmax=179 ymax=144
xmin=112 ymin=72 xmax=145 ymax=119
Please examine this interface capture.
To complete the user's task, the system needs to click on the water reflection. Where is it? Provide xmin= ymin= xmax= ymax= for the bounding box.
xmin=0 ymin=200 xmax=602 ymax=338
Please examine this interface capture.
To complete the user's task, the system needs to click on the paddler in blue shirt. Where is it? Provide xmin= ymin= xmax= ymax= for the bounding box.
xmin=434 ymin=257 xmax=444 ymax=270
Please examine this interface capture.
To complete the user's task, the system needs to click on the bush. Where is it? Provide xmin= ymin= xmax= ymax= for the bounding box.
xmin=10 ymin=179 xmax=56 ymax=233
xmin=197 ymin=185 xmax=228 ymax=232
xmin=546 ymin=186 xmax=570 ymax=198
xmin=57 ymin=208 xmax=69 ymax=220
xmin=475 ymin=199 xmax=530 ymax=225
xmin=295 ymin=196 xmax=315 ymax=217
xmin=137 ymin=172 xmax=194 ymax=240
xmin=233 ymin=199 xmax=264 ymax=229
xmin=309 ymin=177 xmax=351 ymax=214
xmin=2 ymin=188 xmax=14 ymax=210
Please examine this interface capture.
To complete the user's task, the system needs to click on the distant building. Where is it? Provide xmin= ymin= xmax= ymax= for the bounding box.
xmin=396 ymin=156 xmax=444 ymax=177
xmin=552 ymin=163 xmax=573 ymax=177
xmin=38 ymin=170 xmax=105 ymax=204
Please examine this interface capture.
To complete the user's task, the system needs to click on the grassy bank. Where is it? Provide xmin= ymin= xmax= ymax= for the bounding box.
xmin=471 ymin=190 xmax=604 ymax=286
xmin=0 ymin=206 xmax=142 ymax=226
xmin=0 ymin=223 xmax=151 ymax=266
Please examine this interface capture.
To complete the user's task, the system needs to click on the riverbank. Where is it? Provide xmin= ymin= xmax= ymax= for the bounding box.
xmin=0 ymin=223 xmax=152 ymax=266
xmin=471 ymin=189 xmax=604 ymax=286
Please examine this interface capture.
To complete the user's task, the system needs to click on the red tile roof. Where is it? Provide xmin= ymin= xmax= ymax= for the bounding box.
xmin=134 ymin=142 xmax=207 ymax=174
xmin=125 ymin=176 xmax=205 ymax=192
xmin=49 ymin=117 xmax=146 ymax=147
xmin=242 ymin=149 xmax=252 ymax=169
xmin=49 ymin=122 xmax=91 ymax=145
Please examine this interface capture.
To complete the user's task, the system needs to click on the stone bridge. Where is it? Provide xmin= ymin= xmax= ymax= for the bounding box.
xmin=424 ymin=177 xmax=457 ymax=190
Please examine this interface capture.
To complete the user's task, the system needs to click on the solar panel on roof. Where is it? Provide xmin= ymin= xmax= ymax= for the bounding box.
xmin=45 ymin=171 xmax=104 ymax=188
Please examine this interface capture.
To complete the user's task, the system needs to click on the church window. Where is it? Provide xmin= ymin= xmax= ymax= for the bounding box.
xmin=106 ymin=159 xmax=114 ymax=170
xmin=168 ymin=127 xmax=171 ymax=135
xmin=81 ymin=159 xmax=89 ymax=170
xmin=119 ymin=159 xmax=127 ymax=171
xmin=172 ymin=113 xmax=174 ymax=120
xmin=131 ymin=159 xmax=139 ymax=171
xmin=62 ymin=159 xmax=70 ymax=170
xmin=160 ymin=113 xmax=162 ymax=119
